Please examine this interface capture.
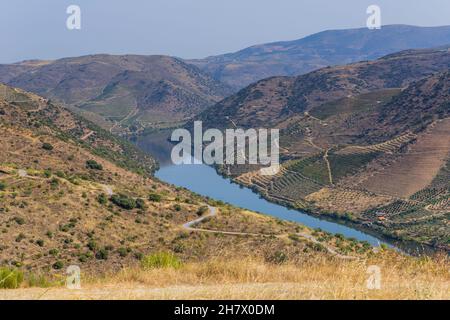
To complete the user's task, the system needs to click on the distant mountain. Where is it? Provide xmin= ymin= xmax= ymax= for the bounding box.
xmin=189 ymin=25 xmax=450 ymax=89
xmin=0 ymin=55 xmax=232 ymax=134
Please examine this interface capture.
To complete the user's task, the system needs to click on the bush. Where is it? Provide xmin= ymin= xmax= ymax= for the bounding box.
xmin=52 ymin=261 xmax=64 ymax=270
xmin=0 ymin=182 xmax=6 ymax=191
xmin=110 ymin=194 xmax=136 ymax=210
xmin=42 ymin=143 xmax=54 ymax=151
xmin=95 ymin=248 xmax=109 ymax=260
xmin=148 ymin=193 xmax=161 ymax=202
xmin=97 ymin=193 xmax=108 ymax=205
xmin=86 ymin=160 xmax=103 ymax=170
xmin=36 ymin=239 xmax=45 ymax=247
xmin=196 ymin=206 xmax=209 ymax=216
xmin=135 ymin=198 xmax=147 ymax=210
xmin=141 ymin=252 xmax=182 ymax=270
xmin=267 ymin=251 xmax=288 ymax=264
xmin=14 ymin=217 xmax=25 ymax=225
xmin=0 ymin=268 xmax=24 ymax=289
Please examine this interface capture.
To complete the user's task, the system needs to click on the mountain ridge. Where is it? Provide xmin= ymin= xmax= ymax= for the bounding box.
xmin=189 ymin=25 xmax=450 ymax=88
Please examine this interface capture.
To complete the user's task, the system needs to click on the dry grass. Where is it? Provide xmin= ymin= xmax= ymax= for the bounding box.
xmin=1 ymin=252 xmax=448 ymax=300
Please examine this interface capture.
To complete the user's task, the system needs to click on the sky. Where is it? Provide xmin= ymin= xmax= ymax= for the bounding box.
xmin=1 ymin=0 xmax=449 ymax=63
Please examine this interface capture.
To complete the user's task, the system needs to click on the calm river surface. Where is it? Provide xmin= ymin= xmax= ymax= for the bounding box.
xmin=138 ymin=132 xmax=394 ymax=248
xmin=155 ymin=160 xmax=390 ymax=247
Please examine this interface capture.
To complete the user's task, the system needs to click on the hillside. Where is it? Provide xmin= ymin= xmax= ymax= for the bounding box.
xmin=189 ymin=25 xmax=450 ymax=88
xmin=0 ymin=55 xmax=231 ymax=134
xmin=0 ymin=84 xmax=387 ymax=277
xmin=196 ymin=50 xmax=450 ymax=251
xmin=196 ymin=47 xmax=450 ymax=130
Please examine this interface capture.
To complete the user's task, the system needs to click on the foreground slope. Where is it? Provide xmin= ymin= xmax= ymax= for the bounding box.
xmin=0 ymin=85 xmax=384 ymax=275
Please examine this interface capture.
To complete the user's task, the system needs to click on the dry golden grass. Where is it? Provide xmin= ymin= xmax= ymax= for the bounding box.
xmin=1 ymin=252 xmax=448 ymax=300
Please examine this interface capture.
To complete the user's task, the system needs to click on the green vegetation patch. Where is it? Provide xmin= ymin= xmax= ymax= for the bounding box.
xmin=141 ymin=252 xmax=182 ymax=270
xmin=0 ymin=268 xmax=24 ymax=289
xmin=328 ymin=152 xmax=380 ymax=182
xmin=288 ymin=154 xmax=329 ymax=185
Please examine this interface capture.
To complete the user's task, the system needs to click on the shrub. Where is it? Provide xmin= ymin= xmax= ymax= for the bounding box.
xmin=136 ymin=198 xmax=147 ymax=210
xmin=174 ymin=204 xmax=182 ymax=211
xmin=52 ymin=261 xmax=64 ymax=270
xmin=0 ymin=268 xmax=24 ymax=289
xmin=14 ymin=217 xmax=25 ymax=225
xmin=43 ymin=169 xmax=52 ymax=178
xmin=87 ymin=240 xmax=98 ymax=251
xmin=148 ymin=193 xmax=161 ymax=202
xmin=267 ymin=251 xmax=288 ymax=264
xmin=141 ymin=252 xmax=182 ymax=270
xmin=110 ymin=194 xmax=136 ymax=210
xmin=0 ymin=182 xmax=6 ymax=191
xmin=36 ymin=239 xmax=45 ymax=247
xmin=196 ymin=206 xmax=209 ymax=216
xmin=97 ymin=193 xmax=108 ymax=205
xmin=117 ymin=247 xmax=129 ymax=257
xmin=42 ymin=143 xmax=54 ymax=151
xmin=86 ymin=160 xmax=103 ymax=170
xmin=49 ymin=249 xmax=59 ymax=256
xmin=95 ymin=248 xmax=109 ymax=260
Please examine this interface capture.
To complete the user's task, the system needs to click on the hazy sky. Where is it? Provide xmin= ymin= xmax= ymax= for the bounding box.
xmin=1 ymin=0 xmax=449 ymax=63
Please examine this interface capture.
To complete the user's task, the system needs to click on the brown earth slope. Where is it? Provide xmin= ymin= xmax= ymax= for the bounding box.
xmin=0 ymin=85 xmax=379 ymax=275
xmin=0 ymin=55 xmax=232 ymax=134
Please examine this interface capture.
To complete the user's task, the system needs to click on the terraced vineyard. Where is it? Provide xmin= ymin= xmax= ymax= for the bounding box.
xmin=287 ymin=154 xmax=330 ymax=185
xmin=328 ymin=152 xmax=381 ymax=184
xmin=336 ymin=132 xmax=416 ymax=155
xmin=268 ymin=170 xmax=324 ymax=201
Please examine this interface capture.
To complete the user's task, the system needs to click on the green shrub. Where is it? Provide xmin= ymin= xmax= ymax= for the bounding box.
xmin=267 ymin=251 xmax=288 ymax=264
xmin=141 ymin=252 xmax=182 ymax=270
xmin=196 ymin=206 xmax=209 ymax=216
xmin=86 ymin=160 xmax=103 ymax=170
xmin=36 ymin=239 xmax=44 ymax=247
xmin=136 ymin=198 xmax=147 ymax=209
xmin=148 ymin=193 xmax=161 ymax=202
xmin=117 ymin=247 xmax=129 ymax=257
xmin=52 ymin=261 xmax=64 ymax=270
xmin=97 ymin=193 xmax=108 ymax=205
xmin=0 ymin=182 xmax=6 ymax=191
xmin=95 ymin=248 xmax=109 ymax=260
xmin=43 ymin=169 xmax=52 ymax=178
xmin=14 ymin=217 xmax=25 ymax=225
xmin=42 ymin=143 xmax=54 ymax=151
xmin=110 ymin=194 xmax=136 ymax=210
xmin=0 ymin=268 xmax=24 ymax=289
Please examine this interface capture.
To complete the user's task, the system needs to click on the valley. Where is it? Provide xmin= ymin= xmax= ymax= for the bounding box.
xmin=0 ymin=22 xmax=448 ymax=300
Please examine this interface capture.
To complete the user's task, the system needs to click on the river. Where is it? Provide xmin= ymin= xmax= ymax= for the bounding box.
xmin=137 ymin=132 xmax=390 ymax=247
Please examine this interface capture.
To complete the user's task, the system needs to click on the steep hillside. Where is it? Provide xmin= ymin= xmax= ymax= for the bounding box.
xmin=189 ymin=25 xmax=450 ymax=88
xmin=204 ymin=66 xmax=449 ymax=250
xmin=197 ymin=47 xmax=450 ymax=130
xmin=1 ymin=55 xmax=231 ymax=134
xmin=0 ymin=85 xmax=381 ymax=275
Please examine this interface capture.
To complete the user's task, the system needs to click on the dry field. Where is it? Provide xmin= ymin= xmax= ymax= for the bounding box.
xmin=357 ymin=119 xmax=450 ymax=198
xmin=1 ymin=253 xmax=448 ymax=300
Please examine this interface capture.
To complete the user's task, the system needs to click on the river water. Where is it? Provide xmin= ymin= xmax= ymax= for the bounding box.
xmin=156 ymin=160 xmax=391 ymax=246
